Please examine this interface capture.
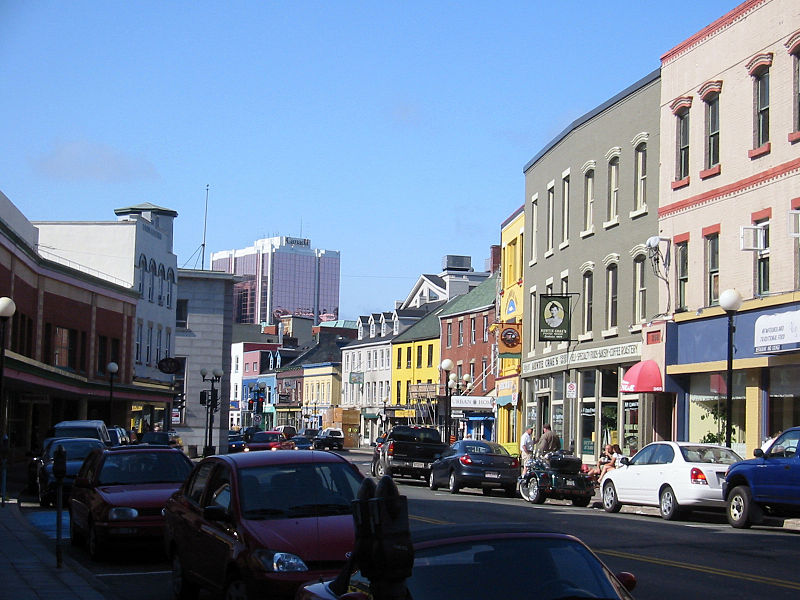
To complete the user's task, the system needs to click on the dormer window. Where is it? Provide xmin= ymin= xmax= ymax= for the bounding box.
xmin=370 ymin=322 xmax=376 ymax=337
xmin=358 ymin=326 xmax=364 ymax=340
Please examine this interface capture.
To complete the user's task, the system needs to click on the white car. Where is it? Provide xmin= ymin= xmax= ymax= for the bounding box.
xmin=601 ymin=441 xmax=742 ymax=520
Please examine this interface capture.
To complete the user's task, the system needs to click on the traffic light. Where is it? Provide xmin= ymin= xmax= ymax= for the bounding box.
xmin=248 ymin=398 xmax=254 ymax=410
xmin=199 ymin=390 xmax=208 ymax=406
xmin=256 ymin=400 xmax=263 ymax=414
xmin=173 ymin=394 xmax=185 ymax=410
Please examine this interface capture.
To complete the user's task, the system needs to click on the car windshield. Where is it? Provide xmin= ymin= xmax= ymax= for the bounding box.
xmin=391 ymin=428 xmax=441 ymax=444
xmin=47 ymin=439 xmax=103 ymax=460
xmin=462 ymin=442 xmax=509 ymax=456
xmin=229 ymin=435 xmax=243 ymax=443
xmin=346 ymin=537 xmax=626 ymax=600
xmin=54 ymin=426 xmax=100 ymax=440
xmin=98 ymin=452 xmax=192 ymax=485
xmin=251 ymin=432 xmax=282 ymax=443
xmin=140 ymin=432 xmax=170 ymax=445
xmin=680 ymin=445 xmax=741 ymax=465
xmin=238 ymin=462 xmax=363 ymax=520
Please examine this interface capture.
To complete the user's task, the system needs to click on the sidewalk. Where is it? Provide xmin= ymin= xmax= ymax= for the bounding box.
xmin=0 ymin=459 xmax=118 ymax=600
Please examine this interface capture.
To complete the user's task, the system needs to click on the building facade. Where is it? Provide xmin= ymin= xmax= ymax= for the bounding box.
xmin=210 ymin=236 xmax=340 ymax=325
xmin=651 ymin=0 xmax=800 ymax=455
xmin=521 ymin=70 xmax=662 ymax=462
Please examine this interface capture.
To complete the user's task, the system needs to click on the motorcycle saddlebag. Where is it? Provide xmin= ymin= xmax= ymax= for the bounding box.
xmin=546 ymin=452 xmax=582 ymax=474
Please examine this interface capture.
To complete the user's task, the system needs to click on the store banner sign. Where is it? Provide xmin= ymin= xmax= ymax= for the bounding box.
xmin=451 ymin=395 xmax=494 ymax=411
xmin=539 ymin=295 xmax=570 ymax=341
xmin=755 ymin=310 xmax=800 ymax=354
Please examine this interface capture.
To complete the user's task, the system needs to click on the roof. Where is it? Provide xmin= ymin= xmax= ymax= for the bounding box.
xmin=317 ymin=320 xmax=358 ymax=329
xmin=114 ymin=202 xmax=178 ymax=218
xmin=523 ymin=68 xmax=660 ymax=174
xmin=438 ymin=273 xmax=498 ymax=318
xmin=392 ymin=299 xmax=455 ymax=343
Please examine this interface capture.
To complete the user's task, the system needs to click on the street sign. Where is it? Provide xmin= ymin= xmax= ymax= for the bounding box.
xmin=566 ymin=382 xmax=577 ymax=399
xmin=253 ymin=414 xmax=262 ymax=425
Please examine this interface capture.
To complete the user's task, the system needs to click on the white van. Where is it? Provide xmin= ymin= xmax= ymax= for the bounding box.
xmin=52 ymin=420 xmax=112 ymax=446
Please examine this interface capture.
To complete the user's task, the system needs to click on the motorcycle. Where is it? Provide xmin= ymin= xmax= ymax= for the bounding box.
xmin=518 ymin=450 xmax=597 ymax=507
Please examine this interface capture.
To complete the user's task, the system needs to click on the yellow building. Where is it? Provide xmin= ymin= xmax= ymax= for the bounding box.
xmin=303 ymin=362 xmax=342 ymax=430
xmin=496 ymin=205 xmax=525 ymax=448
xmin=390 ymin=306 xmax=445 ymax=425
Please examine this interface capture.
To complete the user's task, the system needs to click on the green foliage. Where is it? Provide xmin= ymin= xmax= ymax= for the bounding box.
xmin=699 ymin=401 xmax=734 ymax=445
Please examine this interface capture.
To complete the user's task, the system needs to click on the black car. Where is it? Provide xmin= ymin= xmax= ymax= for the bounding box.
xmin=313 ymin=428 xmax=344 ymax=450
xmin=35 ymin=437 xmax=106 ymax=507
xmin=228 ymin=433 xmax=246 ymax=453
xmin=428 ymin=439 xmax=519 ymax=497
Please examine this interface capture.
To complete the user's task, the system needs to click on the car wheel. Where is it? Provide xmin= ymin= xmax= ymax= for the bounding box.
xmin=448 ymin=472 xmax=460 ymax=494
xmin=528 ymin=476 xmax=546 ymax=504
xmin=659 ymin=485 xmax=683 ymax=520
xmin=376 ymin=461 xmax=390 ymax=478
xmin=602 ymin=481 xmax=621 ymax=513
xmin=428 ymin=471 xmax=438 ymax=491
xmin=518 ymin=477 xmax=531 ymax=502
xmin=224 ymin=577 xmax=249 ymax=600
xmin=88 ymin=521 xmax=106 ymax=561
xmin=481 ymin=487 xmax=492 ymax=496
xmin=727 ymin=485 xmax=754 ymax=529
xmin=172 ymin=552 xmax=199 ymax=600
xmin=572 ymin=496 xmax=592 ymax=507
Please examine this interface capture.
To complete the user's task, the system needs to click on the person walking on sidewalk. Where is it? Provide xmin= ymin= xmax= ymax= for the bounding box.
xmin=537 ymin=424 xmax=560 ymax=454
xmin=520 ymin=427 xmax=534 ymax=476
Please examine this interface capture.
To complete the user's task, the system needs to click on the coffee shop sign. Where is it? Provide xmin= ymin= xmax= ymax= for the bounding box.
xmin=522 ymin=342 xmax=641 ymax=374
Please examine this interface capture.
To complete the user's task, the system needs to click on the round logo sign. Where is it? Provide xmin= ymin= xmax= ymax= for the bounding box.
xmin=501 ymin=327 xmax=521 ymax=348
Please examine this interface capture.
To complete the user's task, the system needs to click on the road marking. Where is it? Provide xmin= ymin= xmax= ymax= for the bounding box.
xmin=96 ymin=571 xmax=171 ymax=577
xmin=597 ymin=549 xmax=800 ymax=590
xmin=410 ymin=514 xmax=451 ymax=525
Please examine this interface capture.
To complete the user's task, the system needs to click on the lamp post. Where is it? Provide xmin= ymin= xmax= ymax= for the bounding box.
xmin=440 ymin=359 xmax=454 ymax=442
xmin=720 ymin=289 xmax=743 ymax=448
xmin=200 ymin=367 xmax=223 ymax=456
xmin=448 ymin=373 xmax=473 ymax=440
xmin=0 ymin=297 xmax=16 ymax=508
xmin=107 ymin=362 xmax=119 ymax=405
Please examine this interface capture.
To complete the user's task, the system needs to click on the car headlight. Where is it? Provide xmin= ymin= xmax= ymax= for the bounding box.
xmin=108 ymin=507 xmax=139 ymax=520
xmin=255 ymin=550 xmax=308 ymax=572
xmin=244 ymin=447 xmax=250 ymax=452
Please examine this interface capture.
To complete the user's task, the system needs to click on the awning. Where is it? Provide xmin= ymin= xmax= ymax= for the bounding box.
xmin=620 ymin=360 xmax=663 ymax=393
xmin=495 ymin=395 xmax=514 ymax=407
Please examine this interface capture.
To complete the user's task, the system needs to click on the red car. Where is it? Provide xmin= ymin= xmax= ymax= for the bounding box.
xmin=297 ymin=524 xmax=637 ymax=600
xmin=164 ymin=449 xmax=364 ymax=599
xmin=68 ymin=445 xmax=194 ymax=560
xmin=245 ymin=430 xmax=296 ymax=451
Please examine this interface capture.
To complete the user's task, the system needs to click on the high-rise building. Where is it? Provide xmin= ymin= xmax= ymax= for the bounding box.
xmin=211 ymin=236 xmax=340 ymax=325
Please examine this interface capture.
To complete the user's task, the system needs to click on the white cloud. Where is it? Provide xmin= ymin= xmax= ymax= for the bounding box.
xmin=31 ymin=140 xmax=159 ymax=183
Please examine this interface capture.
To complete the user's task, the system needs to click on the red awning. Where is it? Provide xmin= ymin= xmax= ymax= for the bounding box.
xmin=620 ymin=360 xmax=663 ymax=393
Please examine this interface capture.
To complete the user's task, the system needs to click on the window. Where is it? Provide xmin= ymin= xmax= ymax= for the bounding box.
xmin=607 ymin=158 xmax=619 ymax=219
xmin=677 ymin=110 xmax=690 ymax=179
xmin=634 ymin=256 xmax=647 ymax=323
xmin=755 ymin=70 xmax=770 ymax=147
xmin=446 ymin=322 xmax=452 ymax=348
xmin=529 ymin=291 xmax=537 ymax=352
xmin=158 ymin=266 xmax=165 ymax=305
xmin=53 ymin=327 xmax=77 ymax=370
xmin=156 ymin=328 xmax=162 ymax=363
xmin=148 ymin=260 xmax=156 ymax=302
xmin=458 ymin=321 xmax=464 ymax=346
xmin=165 ymin=330 xmax=171 ymax=357
xmin=427 ymin=344 xmax=433 ymax=368
xmin=176 ymin=299 xmax=188 ymax=328
xmin=166 ymin=270 xmax=174 ymax=308
xmin=706 ymin=233 xmax=719 ymax=305
xmin=367 ymin=351 xmax=372 ymax=370
xmin=138 ymin=256 xmax=147 ymax=296
xmin=406 ymin=347 xmax=411 ymax=369
xmin=481 ymin=358 xmax=487 ymax=391
xmin=583 ymin=169 xmax=594 ymax=231
xmin=606 ymin=265 xmax=618 ymax=329
xmin=794 ymin=51 xmax=800 ymax=133
xmin=135 ymin=322 xmax=143 ymax=363
xmin=146 ymin=326 xmax=153 ymax=364
xmin=561 ymin=175 xmax=569 ymax=244
xmin=470 ymin=317 xmax=476 ymax=344
xmin=483 ymin=315 xmax=489 ymax=342
xmin=546 ymin=185 xmax=555 ymax=251
xmin=706 ymin=95 xmax=720 ymax=168
xmin=397 ymin=348 xmax=402 ymax=369
xmin=676 ymin=241 xmax=688 ymax=311
xmin=530 ymin=195 xmax=538 ymax=263
xmin=756 ymin=220 xmax=770 ymax=295
xmin=634 ymin=144 xmax=646 ymax=211
xmin=416 ymin=345 xmax=422 ymax=368
xmin=582 ymin=272 xmax=593 ymax=334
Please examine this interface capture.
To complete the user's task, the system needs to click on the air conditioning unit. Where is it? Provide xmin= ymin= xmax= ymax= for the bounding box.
xmin=740 ymin=225 xmax=766 ymax=251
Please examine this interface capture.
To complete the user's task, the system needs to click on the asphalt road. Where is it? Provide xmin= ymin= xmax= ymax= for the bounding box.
xmin=20 ymin=451 xmax=800 ymax=600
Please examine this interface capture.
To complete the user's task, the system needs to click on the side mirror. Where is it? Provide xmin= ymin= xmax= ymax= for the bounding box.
xmin=203 ymin=505 xmax=229 ymax=522
xmin=619 ymin=457 xmax=630 ymax=466
xmin=753 ymin=448 xmax=764 ymax=458
xmin=615 ymin=572 xmax=637 ymax=592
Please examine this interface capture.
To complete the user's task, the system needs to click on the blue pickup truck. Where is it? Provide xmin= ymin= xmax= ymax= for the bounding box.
xmin=723 ymin=426 xmax=800 ymax=528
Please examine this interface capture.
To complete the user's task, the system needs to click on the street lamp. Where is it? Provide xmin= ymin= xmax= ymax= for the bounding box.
xmin=447 ymin=373 xmax=473 ymax=440
xmin=200 ymin=367 xmax=223 ymax=456
xmin=720 ymin=288 xmax=743 ymax=448
xmin=440 ymin=359 xmax=454 ymax=442
xmin=107 ymin=362 xmax=119 ymax=406
xmin=0 ymin=297 xmax=15 ymax=508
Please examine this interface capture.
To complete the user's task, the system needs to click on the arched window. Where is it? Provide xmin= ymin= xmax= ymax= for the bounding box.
xmin=138 ymin=255 xmax=147 ymax=296
xmin=633 ymin=255 xmax=647 ymax=323
xmin=166 ymin=269 xmax=175 ymax=308
xmin=158 ymin=265 xmax=165 ymax=305
xmin=606 ymin=264 xmax=618 ymax=329
xmin=634 ymin=143 xmax=647 ymax=211
xmin=148 ymin=260 xmax=157 ymax=302
xmin=582 ymin=271 xmax=593 ymax=334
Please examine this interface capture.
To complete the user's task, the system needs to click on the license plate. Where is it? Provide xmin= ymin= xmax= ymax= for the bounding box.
xmin=485 ymin=472 xmax=499 ymax=479
xmin=565 ymin=479 xmax=575 ymax=486
xmin=412 ymin=462 xmax=425 ymax=468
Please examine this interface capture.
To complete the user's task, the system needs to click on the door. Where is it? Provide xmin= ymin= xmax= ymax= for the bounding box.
xmin=753 ymin=430 xmax=800 ymax=504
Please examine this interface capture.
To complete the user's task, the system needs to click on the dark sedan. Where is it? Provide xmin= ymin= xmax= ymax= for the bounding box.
xmin=228 ymin=433 xmax=246 ymax=453
xmin=246 ymin=430 xmax=296 ymax=452
xmin=164 ymin=450 xmax=364 ymax=600
xmin=297 ymin=524 xmax=636 ymax=600
xmin=429 ymin=439 xmax=519 ymax=497
xmin=69 ymin=446 xmax=194 ymax=560
xmin=35 ymin=438 xmax=106 ymax=507
xmin=290 ymin=435 xmax=313 ymax=450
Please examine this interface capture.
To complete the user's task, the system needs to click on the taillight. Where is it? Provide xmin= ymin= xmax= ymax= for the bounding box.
xmin=690 ymin=467 xmax=708 ymax=485
xmin=510 ymin=458 xmax=519 ymax=468
xmin=388 ymin=441 xmax=394 ymax=456
xmin=459 ymin=454 xmax=473 ymax=465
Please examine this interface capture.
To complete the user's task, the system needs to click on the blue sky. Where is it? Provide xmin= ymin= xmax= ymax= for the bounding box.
xmin=1 ymin=1 xmax=738 ymax=319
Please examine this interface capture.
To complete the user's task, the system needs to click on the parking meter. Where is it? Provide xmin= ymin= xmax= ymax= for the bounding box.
xmin=53 ymin=444 xmax=67 ymax=482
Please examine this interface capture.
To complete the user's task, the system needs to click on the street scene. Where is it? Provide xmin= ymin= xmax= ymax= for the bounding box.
xmin=2 ymin=0 xmax=800 ymax=598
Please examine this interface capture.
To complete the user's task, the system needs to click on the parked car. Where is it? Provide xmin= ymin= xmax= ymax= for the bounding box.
xmin=374 ymin=425 xmax=448 ymax=479
xmin=723 ymin=426 xmax=800 ymax=528
xmin=35 ymin=438 xmax=105 ymax=507
xmin=246 ymin=430 xmax=296 ymax=451
xmin=313 ymin=428 xmax=344 ymax=450
xmin=108 ymin=426 xmax=130 ymax=446
xmin=275 ymin=425 xmax=297 ymax=439
xmin=601 ymin=441 xmax=741 ymax=519
xmin=164 ymin=449 xmax=364 ymax=599
xmin=290 ymin=435 xmax=314 ymax=450
xmin=429 ymin=439 xmax=519 ymax=497
xmin=369 ymin=434 xmax=387 ymax=476
xmin=139 ymin=430 xmax=184 ymax=452
xmin=69 ymin=446 xmax=194 ymax=560
xmin=52 ymin=419 xmax=112 ymax=446
xmin=297 ymin=523 xmax=637 ymax=600
xmin=298 ymin=428 xmax=319 ymax=440
xmin=228 ymin=433 xmax=246 ymax=453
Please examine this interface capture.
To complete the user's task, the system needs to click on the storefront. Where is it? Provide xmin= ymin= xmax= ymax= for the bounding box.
xmin=451 ymin=395 xmax=494 ymax=441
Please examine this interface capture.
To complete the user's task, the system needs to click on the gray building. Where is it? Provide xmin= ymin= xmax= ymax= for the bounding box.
xmin=173 ymin=268 xmax=234 ymax=455
xmin=520 ymin=70 xmax=661 ymax=462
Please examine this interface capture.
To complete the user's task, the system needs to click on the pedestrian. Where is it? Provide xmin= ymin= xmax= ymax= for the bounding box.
xmin=537 ymin=424 xmax=560 ymax=454
xmin=520 ymin=426 xmax=534 ymax=476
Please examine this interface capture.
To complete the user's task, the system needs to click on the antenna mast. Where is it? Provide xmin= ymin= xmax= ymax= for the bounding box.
xmin=201 ymin=184 xmax=209 ymax=270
